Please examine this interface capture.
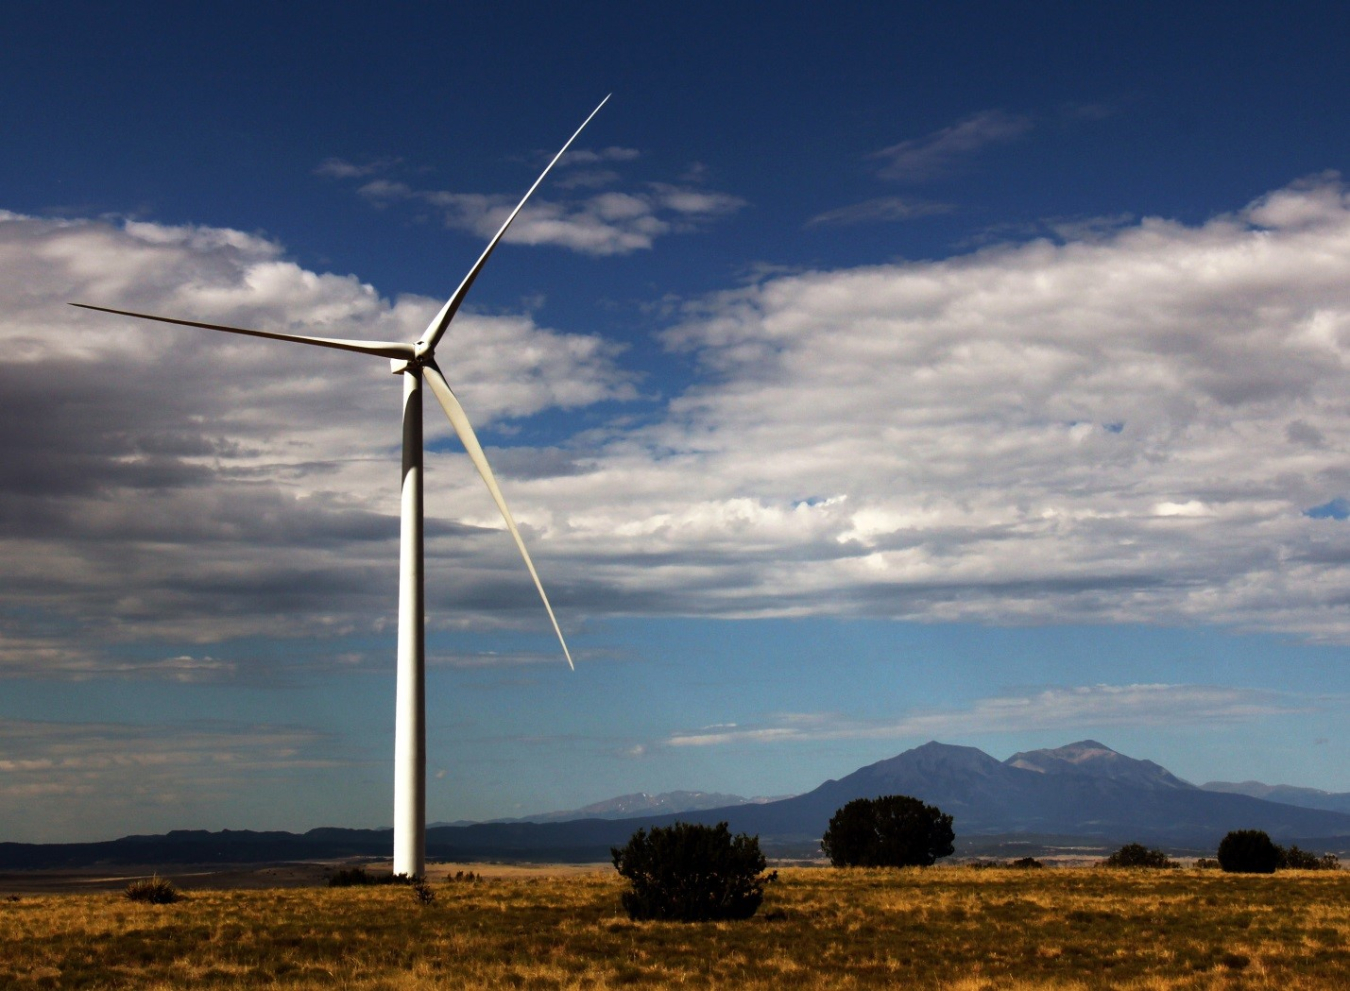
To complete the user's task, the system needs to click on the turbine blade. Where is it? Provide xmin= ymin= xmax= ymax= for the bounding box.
xmin=422 ymin=360 xmax=573 ymax=669
xmin=71 ymin=303 xmax=416 ymax=360
xmin=421 ymin=95 xmax=611 ymax=352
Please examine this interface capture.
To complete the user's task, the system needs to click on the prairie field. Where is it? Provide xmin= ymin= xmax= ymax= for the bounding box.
xmin=2 ymin=865 xmax=1348 ymax=990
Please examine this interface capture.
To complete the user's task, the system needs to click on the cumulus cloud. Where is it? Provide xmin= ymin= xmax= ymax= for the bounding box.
xmin=568 ymin=173 xmax=1350 ymax=639
xmin=0 ymin=211 xmax=634 ymax=677
xmin=666 ymin=684 xmax=1314 ymax=747
xmin=9 ymin=174 xmax=1350 ymax=686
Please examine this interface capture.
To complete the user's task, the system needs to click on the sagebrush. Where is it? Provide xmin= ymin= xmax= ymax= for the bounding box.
xmin=611 ymin=820 xmax=776 ymax=921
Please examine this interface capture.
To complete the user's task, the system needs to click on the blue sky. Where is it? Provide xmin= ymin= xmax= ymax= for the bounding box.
xmin=4 ymin=2 xmax=1350 ymax=842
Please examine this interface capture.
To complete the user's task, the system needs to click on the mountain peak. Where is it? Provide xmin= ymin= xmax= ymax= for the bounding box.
xmin=1006 ymin=740 xmax=1193 ymax=789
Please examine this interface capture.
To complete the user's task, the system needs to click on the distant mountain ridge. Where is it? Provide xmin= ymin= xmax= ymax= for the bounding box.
xmin=527 ymin=790 xmax=771 ymax=821
xmin=1200 ymin=780 xmax=1350 ymax=815
xmin=430 ymin=790 xmax=768 ymax=827
xmin=4 ymin=740 xmax=1348 ymax=869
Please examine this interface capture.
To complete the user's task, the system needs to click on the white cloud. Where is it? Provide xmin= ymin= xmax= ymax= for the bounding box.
xmin=666 ymin=684 xmax=1313 ymax=747
xmin=358 ymin=180 xmax=744 ymax=256
xmin=10 ymin=175 xmax=1350 ymax=684
xmin=872 ymin=110 xmax=1033 ymax=182
xmin=0 ymin=211 xmax=635 ymax=675
xmin=558 ymin=146 xmax=641 ymax=165
xmin=340 ymin=147 xmax=744 ymax=256
xmin=315 ymin=157 xmax=401 ymax=179
xmin=550 ymin=173 xmax=1350 ymax=639
xmin=806 ymin=196 xmax=955 ymax=227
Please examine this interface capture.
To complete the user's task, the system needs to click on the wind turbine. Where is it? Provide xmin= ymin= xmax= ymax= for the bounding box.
xmin=73 ymin=96 xmax=609 ymax=877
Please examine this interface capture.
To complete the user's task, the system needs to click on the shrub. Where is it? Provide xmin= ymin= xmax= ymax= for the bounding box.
xmin=329 ymin=867 xmax=374 ymax=887
xmin=820 ymin=795 xmax=955 ymax=868
xmin=1195 ymin=858 xmax=1220 ymax=869
xmin=410 ymin=876 xmax=436 ymax=905
xmin=124 ymin=875 xmax=183 ymax=904
xmin=1103 ymin=843 xmax=1178 ymax=868
xmin=328 ymin=867 xmax=413 ymax=887
xmin=611 ymin=821 xmax=776 ymax=921
xmin=1009 ymin=856 xmax=1044 ymax=869
xmin=1280 ymin=846 xmax=1340 ymax=870
xmin=1217 ymin=830 xmax=1282 ymax=873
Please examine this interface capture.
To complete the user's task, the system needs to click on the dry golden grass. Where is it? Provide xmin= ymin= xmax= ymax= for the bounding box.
xmin=2 ymin=865 xmax=1348 ymax=989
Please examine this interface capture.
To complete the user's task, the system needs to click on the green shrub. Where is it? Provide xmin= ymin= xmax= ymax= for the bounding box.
xmin=124 ymin=875 xmax=183 ymax=904
xmin=1217 ymin=830 xmax=1282 ymax=873
xmin=1280 ymin=845 xmax=1340 ymax=870
xmin=821 ymin=795 xmax=955 ymax=868
xmin=1103 ymin=843 xmax=1178 ymax=868
xmin=611 ymin=821 xmax=776 ymax=921
xmin=328 ymin=867 xmax=413 ymax=887
xmin=328 ymin=867 xmax=374 ymax=887
xmin=1009 ymin=856 xmax=1044 ymax=869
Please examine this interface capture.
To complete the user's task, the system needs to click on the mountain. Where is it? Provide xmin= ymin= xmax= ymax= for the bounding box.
xmin=1200 ymin=781 xmax=1350 ymax=815
xmin=4 ymin=741 xmax=1349 ymax=868
xmin=412 ymin=740 xmax=1350 ymax=858
xmin=728 ymin=740 xmax=1350 ymax=847
xmin=526 ymin=791 xmax=765 ymax=821
xmin=1007 ymin=740 xmax=1193 ymax=790
xmin=429 ymin=791 xmax=768 ymax=828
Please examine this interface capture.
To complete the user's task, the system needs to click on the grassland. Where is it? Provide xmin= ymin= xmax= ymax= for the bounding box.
xmin=2 ymin=865 xmax=1348 ymax=990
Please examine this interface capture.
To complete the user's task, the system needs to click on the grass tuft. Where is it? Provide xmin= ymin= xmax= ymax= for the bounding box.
xmin=123 ymin=874 xmax=183 ymax=904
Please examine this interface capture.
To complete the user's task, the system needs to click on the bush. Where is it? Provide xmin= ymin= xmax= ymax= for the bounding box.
xmin=124 ymin=875 xmax=183 ymax=904
xmin=820 ymin=795 xmax=955 ymax=868
xmin=1217 ymin=830 xmax=1282 ymax=873
xmin=1009 ymin=856 xmax=1044 ymax=869
xmin=410 ymin=876 xmax=436 ymax=905
xmin=1103 ymin=843 xmax=1178 ymax=868
xmin=611 ymin=821 xmax=776 ymax=921
xmin=1280 ymin=845 xmax=1340 ymax=870
xmin=328 ymin=867 xmax=414 ymax=887
xmin=1195 ymin=858 xmax=1220 ymax=869
xmin=329 ymin=867 xmax=374 ymax=887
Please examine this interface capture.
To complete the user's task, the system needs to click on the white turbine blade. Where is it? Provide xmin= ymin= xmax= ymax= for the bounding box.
xmin=71 ymin=303 xmax=416 ymax=360
xmin=420 ymin=95 xmax=611 ymax=352
xmin=422 ymin=360 xmax=573 ymax=669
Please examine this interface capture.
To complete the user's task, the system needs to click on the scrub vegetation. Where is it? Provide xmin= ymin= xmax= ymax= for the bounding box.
xmin=611 ymin=821 xmax=774 ymax=921
xmin=2 ymin=864 xmax=1349 ymax=989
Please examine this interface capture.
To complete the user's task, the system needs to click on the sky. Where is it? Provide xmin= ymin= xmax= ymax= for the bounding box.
xmin=4 ymin=2 xmax=1350 ymax=843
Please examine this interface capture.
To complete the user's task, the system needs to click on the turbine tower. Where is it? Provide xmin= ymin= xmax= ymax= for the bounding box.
xmin=74 ymin=96 xmax=609 ymax=877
